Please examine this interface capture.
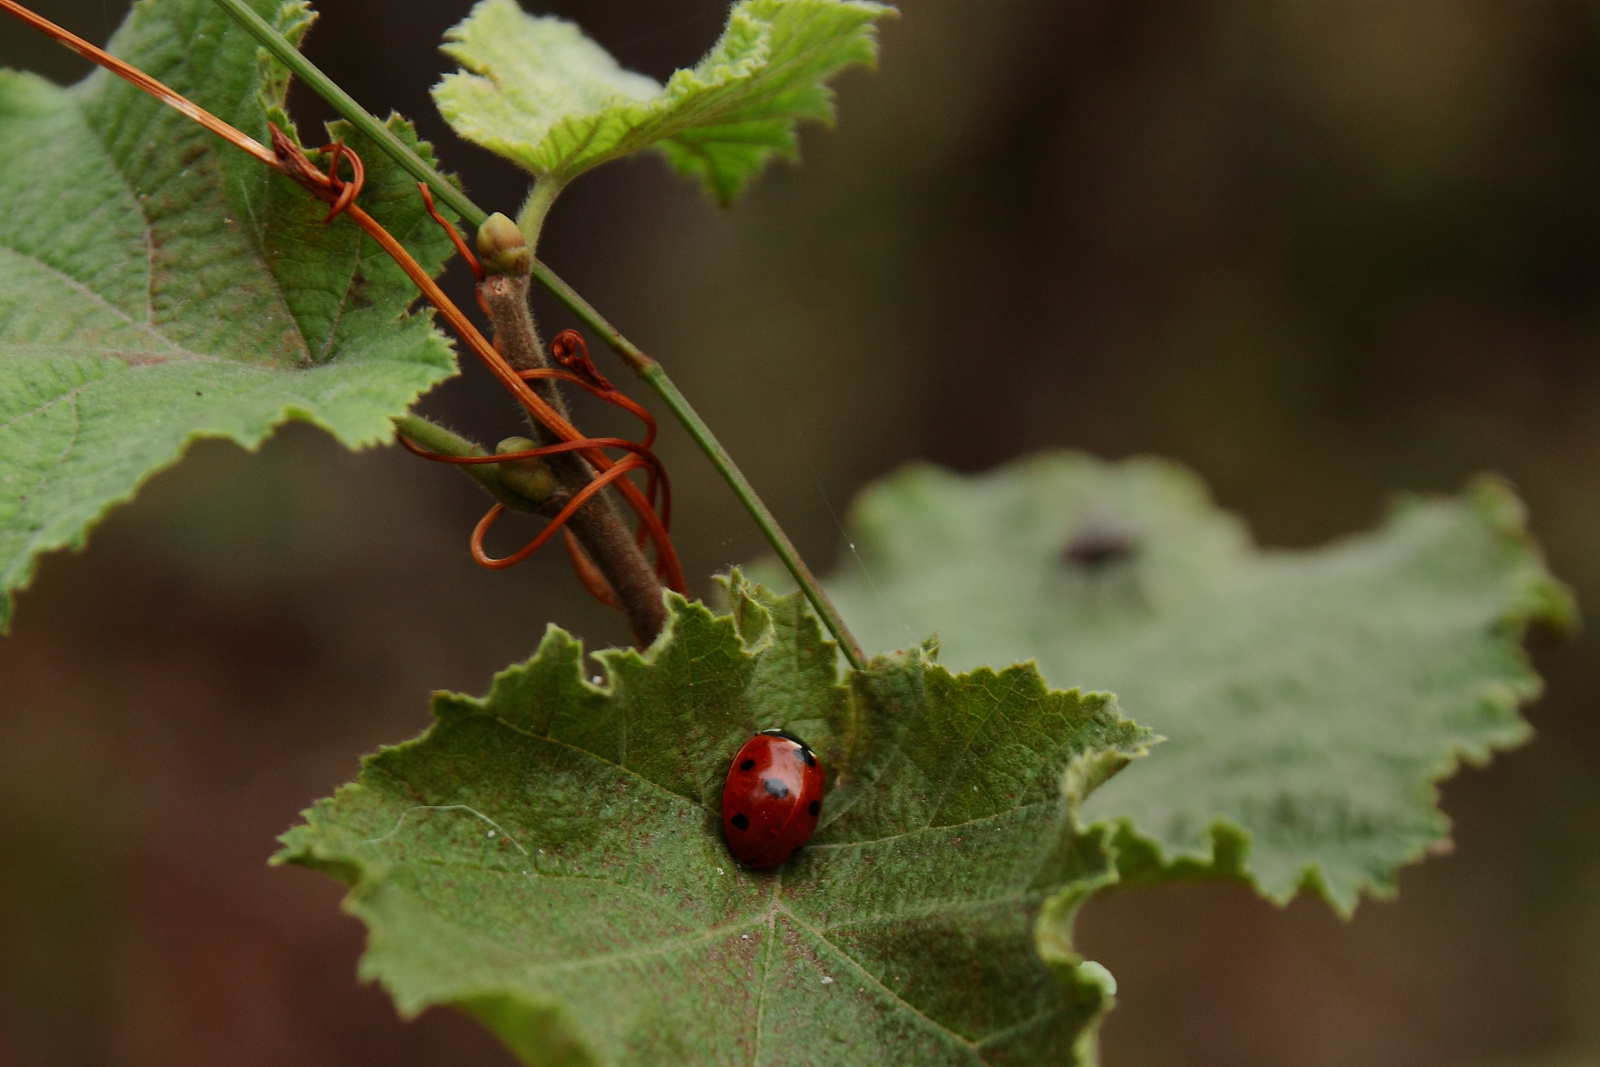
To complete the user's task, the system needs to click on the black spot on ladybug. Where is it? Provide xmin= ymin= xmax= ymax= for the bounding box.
xmin=739 ymin=759 xmax=755 ymax=771
xmin=731 ymin=813 xmax=750 ymax=831
xmin=808 ymin=800 xmax=820 ymax=817
xmin=764 ymin=778 xmax=789 ymax=799
xmin=802 ymin=749 xmax=817 ymax=768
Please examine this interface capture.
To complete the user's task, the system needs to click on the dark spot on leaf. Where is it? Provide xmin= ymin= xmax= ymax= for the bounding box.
xmin=1064 ymin=521 xmax=1141 ymax=568
xmin=808 ymin=800 xmax=820 ymax=817
xmin=347 ymin=276 xmax=374 ymax=310
xmin=739 ymin=759 xmax=755 ymax=771
xmin=764 ymin=779 xmax=789 ymax=799
xmin=731 ymin=813 xmax=749 ymax=831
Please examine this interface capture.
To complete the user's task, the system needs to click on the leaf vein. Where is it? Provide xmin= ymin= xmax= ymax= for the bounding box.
xmin=924 ymin=672 xmax=1024 ymax=828
xmin=813 ymin=796 xmax=1061 ymax=852
xmin=808 ymin=886 xmax=1048 ymax=934
xmin=380 ymin=854 xmax=695 ymax=924
xmin=68 ymin=90 xmax=159 ymax=326
xmin=781 ymin=906 xmax=981 ymax=1059
xmin=489 ymin=713 xmax=717 ymax=815
xmin=495 ymin=918 xmax=764 ymax=981
xmin=750 ymin=901 xmax=778 ymax=1067
xmin=0 ymin=243 xmax=170 ymax=345
xmin=973 ymin=1005 xmax=1066 ymax=1052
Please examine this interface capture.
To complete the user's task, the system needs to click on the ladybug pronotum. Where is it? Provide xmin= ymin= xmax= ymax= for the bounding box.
xmin=720 ymin=729 xmax=825 ymax=869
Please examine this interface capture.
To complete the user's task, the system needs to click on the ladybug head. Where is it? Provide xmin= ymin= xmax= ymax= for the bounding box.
xmin=759 ymin=727 xmax=808 ymax=748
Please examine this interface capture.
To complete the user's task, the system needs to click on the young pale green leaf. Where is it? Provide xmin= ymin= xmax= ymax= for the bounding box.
xmin=432 ymin=0 xmax=892 ymax=207
xmin=0 ymin=0 xmax=458 ymax=629
xmin=276 ymin=579 xmax=1153 ymax=1065
xmin=809 ymin=452 xmax=1574 ymax=917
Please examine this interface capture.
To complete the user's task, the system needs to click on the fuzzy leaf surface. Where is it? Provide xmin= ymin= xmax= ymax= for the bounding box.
xmin=813 ymin=452 xmax=1574 ymax=915
xmin=276 ymin=581 xmax=1152 ymax=1065
xmin=432 ymin=0 xmax=892 ymax=204
xmin=0 ymin=0 xmax=457 ymax=628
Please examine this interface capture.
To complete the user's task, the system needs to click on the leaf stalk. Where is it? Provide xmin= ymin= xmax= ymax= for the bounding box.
xmin=391 ymin=413 xmax=541 ymax=513
xmin=516 ymin=178 xmax=565 ymax=253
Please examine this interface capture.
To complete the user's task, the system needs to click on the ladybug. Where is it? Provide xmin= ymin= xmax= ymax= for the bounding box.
xmin=721 ymin=728 xmax=825 ymax=869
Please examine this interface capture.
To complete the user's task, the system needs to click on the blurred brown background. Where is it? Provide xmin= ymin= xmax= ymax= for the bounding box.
xmin=2 ymin=0 xmax=1599 ymax=1064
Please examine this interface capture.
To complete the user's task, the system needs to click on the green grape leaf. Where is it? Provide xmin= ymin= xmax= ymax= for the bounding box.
xmin=276 ymin=578 xmax=1153 ymax=1065
xmin=0 ymin=0 xmax=458 ymax=629
xmin=432 ymin=0 xmax=893 ymax=206
xmin=810 ymin=452 xmax=1574 ymax=917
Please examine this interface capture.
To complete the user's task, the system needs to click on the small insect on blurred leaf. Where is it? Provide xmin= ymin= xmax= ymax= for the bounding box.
xmin=812 ymin=452 xmax=1576 ymax=916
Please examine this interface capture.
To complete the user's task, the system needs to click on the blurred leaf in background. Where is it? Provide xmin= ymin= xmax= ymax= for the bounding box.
xmin=806 ymin=453 xmax=1572 ymax=915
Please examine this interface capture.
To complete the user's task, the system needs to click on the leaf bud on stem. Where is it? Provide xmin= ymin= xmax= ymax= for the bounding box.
xmin=477 ymin=212 xmax=531 ymax=276
xmin=494 ymin=437 xmax=558 ymax=502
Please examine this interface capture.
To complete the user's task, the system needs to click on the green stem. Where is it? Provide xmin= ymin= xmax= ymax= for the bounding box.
xmin=638 ymin=364 xmax=867 ymax=670
xmin=392 ymin=413 xmax=538 ymax=514
xmin=516 ymin=178 xmax=565 ymax=254
xmin=516 ymin=270 xmax=869 ymax=670
xmin=215 ymin=0 xmax=868 ymax=671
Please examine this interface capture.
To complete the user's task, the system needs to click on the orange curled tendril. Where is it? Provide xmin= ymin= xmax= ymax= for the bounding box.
xmin=547 ymin=330 xmax=657 ymax=447
xmin=392 ymin=219 xmax=679 ymax=598
xmin=469 ymin=456 xmax=649 ymax=570
xmin=398 ymin=423 xmax=675 ymax=589
xmin=316 ymin=142 xmax=364 ymax=223
xmin=525 ymin=330 xmax=666 ymax=548
xmin=417 ymin=183 xmax=483 ymax=282
xmin=396 ymin=432 xmax=671 ymax=526
xmin=264 ymin=131 xmax=686 ymax=598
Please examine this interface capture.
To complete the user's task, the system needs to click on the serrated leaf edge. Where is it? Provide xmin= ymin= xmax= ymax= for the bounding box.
xmin=1089 ymin=474 xmax=1577 ymax=918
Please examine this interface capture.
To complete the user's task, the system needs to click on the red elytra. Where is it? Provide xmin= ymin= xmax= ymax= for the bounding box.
xmin=720 ymin=729 xmax=826 ymax=869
